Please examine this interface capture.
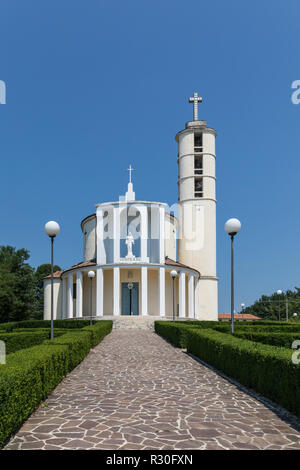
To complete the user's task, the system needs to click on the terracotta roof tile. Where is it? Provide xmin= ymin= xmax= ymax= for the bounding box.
xmin=218 ymin=313 xmax=261 ymax=320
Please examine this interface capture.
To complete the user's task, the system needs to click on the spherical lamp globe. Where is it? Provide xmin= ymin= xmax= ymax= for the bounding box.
xmin=277 ymin=290 xmax=283 ymax=296
xmin=88 ymin=270 xmax=95 ymax=279
xmin=224 ymin=218 xmax=241 ymax=236
xmin=45 ymin=221 xmax=60 ymax=237
xmin=170 ymin=270 xmax=178 ymax=279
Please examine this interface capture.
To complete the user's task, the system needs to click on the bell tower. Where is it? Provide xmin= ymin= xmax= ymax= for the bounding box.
xmin=176 ymin=93 xmax=218 ymax=320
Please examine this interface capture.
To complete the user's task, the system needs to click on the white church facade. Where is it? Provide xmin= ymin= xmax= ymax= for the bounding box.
xmin=44 ymin=93 xmax=218 ymax=321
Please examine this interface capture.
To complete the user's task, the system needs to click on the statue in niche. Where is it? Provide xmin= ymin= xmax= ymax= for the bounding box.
xmin=125 ymin=232 xmax=136 ymax=260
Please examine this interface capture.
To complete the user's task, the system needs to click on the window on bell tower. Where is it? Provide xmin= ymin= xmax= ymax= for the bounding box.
xmin=194 ymin=177 xmax=203 ymax=198
xmin=194 ymin=133 xmax=203 ymax=151
xmin=194 ymin=155 xmax=203 ymax=175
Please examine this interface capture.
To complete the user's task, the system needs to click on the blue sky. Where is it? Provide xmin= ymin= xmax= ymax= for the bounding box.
xmin=1 ymin=0 xmax=300 ymax=312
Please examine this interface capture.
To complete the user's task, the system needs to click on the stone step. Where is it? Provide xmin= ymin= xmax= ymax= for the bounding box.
xmin=112 ymin=316 xmax=164 ymax=331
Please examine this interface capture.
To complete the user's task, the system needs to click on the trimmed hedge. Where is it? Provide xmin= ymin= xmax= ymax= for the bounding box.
xmin=233 ymin=331 xmax=300 ymax=349
xmin=0 ymin=319 xmax=96 ymax=332
xmin=186 ymin=328 xmax=300 ymax=417
xmin=155 ymin=321 xmax=202 ymax=348
xmin=0 ymin=330 xmax=67 ymax=354
xmin=0 ymin=320 xmax=112 ymax=447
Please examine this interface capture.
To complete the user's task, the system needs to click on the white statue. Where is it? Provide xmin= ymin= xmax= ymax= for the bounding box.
xmin=125 ymin=232 xmax=135 ymax=260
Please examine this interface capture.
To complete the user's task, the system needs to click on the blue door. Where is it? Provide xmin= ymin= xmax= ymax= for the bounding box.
xmin=121 ymin=282 xmax=139 ymax=315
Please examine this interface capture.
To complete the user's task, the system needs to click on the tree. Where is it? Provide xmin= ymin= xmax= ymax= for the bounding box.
xmin=0 ymin=246 xmax=36 ymax=322
xmin=243 ymin=287 xmax=300 ymax=321
xmin=33 ymin=263 xmax=61 ymax=319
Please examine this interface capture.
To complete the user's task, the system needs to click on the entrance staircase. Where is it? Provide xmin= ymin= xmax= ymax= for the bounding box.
xmin=112 ymin=316 xmax=166 ymax=331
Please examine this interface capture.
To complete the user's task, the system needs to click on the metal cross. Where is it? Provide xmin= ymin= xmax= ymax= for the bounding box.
xmin=189 ymin=92 xmax=202 ymax=121
xmin=127 ymin=164 xmax=134 ymax=183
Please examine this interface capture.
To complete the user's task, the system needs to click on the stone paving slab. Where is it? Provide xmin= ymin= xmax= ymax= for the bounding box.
xmin=4 ymin=330 xmax=300 ymax=450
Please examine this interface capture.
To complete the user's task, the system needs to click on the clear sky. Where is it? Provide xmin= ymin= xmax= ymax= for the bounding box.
xmin=1 ymin=0 xmax=300 ymax=313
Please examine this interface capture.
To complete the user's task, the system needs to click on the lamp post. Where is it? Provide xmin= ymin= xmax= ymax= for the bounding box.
xmin=170 ymin=270 xmax=178 ymax=321
xmin=241 ymin=303 xmax=245 ymax=320
xmin=225 ymin=218 xmax=241 ymax=334
xmin=44 ymin=221 xmax=60 ymax=340
xmin=88 ymin=271 xmax=95 ymax=325
xmin=277 ymin=289 xmax=282 ymax=322
xmin=128 ymin=282 xmax=133 ymax=315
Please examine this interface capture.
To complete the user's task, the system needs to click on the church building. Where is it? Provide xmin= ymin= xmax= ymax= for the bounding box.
xmin=44 ymin=93 xmax=218 ymax=321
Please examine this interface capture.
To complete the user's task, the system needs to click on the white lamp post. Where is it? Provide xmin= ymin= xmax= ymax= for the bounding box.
xmin=44 ymin=221 xmax=60 ymax=340
xmin=88 ymin=271 xmax=95 ymax=325
xmin=170 ymin=270 xmax=178 ymax=321
xmin=225 ymin=218 xmax=241 ymax=334
xmin=241 ymin=303 xmax=245 ymax=319
xmin=277 ymin=289 xmax=282 ymax=322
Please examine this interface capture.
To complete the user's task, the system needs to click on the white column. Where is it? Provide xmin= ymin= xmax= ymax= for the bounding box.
xmin=140 ymin=206 xmax=148 ymax=262
xmin=179 ymin=271 xmax=186 ymax=318
xmin=141 ymin=266 xmax=148 ymax=315
xmin=195 ymin=277 xmax=200 ymax=319
xmin=113 ymin=206 xmax=120 ymax=263
xmin=97 ymin=208 xmax=106 ymax=264
xmin=159 ymin=206 xmax=165 ymax=264
xmin=113 ymin=267 xmax=120 ymax=315
xmin=62 ymin=277 xmax=66 ymax=319
xmin=76 ymin=271 xmax=83 ymax=318
xmin=67 ymin=273 xmax=73 ymax=319
xmin=96 ymin=268 xmax=104 ymax=316
xmin=188 ymin=274 xmax=195 ymax=319
xmin=159 ymin=267 xmax=165 ymax=317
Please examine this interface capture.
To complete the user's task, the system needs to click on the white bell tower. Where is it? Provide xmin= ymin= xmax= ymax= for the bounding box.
xmin=176 ymin=93 xmax=218 ymax=320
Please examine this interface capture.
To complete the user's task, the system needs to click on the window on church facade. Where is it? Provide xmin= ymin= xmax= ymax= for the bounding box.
xmin=194 ymin=133 xmax=203 ymax=151
xmin=194 ymin=177 xmax=203 ymax=198
xmin=194 ymin=155 xmax=203 ymax=175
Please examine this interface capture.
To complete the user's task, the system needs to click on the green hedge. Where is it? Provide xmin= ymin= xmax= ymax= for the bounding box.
xmin=233 ymin=331 xmax=300 ymax=349
xmin=0 ymin=330 xmax=67 ymax=354
xmin=186 ymin=328 xmax=300 ymax=417
xmin=155 ymin=321 xmax=201 ymax=348
xmin=0 ymin=320 xmax=112 ymax=448
xmin=0 ymin=319 xmax=96 ymax=332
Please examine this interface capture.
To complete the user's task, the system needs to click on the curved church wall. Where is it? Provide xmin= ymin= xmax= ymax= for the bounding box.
xmin=82 ymin=215 xmax=96 ymax=261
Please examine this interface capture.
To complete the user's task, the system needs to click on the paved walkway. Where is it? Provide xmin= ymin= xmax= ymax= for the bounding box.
xmin=4 ymin=330 xmax=300 ymax=450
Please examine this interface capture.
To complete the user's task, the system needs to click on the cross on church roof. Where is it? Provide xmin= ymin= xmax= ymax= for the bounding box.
xmin=189 ymin=92 xmax=202 ymax=121
xmin=127 ymin=164 xmax=134 ymax=183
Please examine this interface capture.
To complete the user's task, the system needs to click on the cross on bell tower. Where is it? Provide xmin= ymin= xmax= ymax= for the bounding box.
xmin=189 ymin=92 xmax=202 ymax=121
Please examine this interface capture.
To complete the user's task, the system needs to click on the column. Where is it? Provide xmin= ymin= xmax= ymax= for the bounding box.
xmin=194 ymin=277 xmax=200 ymax=319
xmin=159 ymin=206 xmax=165 ymax=264
xmin=159 ymin=267 xmax=165 ymax=317
xmin=67 ymin=272 xmax=73 ymax=319
xmin=140 ymin=206 xmax=148 ymax=262
xmin=76 ymin=271 xmax=83 ymax=318
xmin=179 ymin=271 xmax=186 ymax=318
xmin=62 ymin=276 xmax=66 ymax=319
xmin=113 ymin=267 xmax=120 ymax=315
xmin=141 ymin=266 xmax=148 ymax=315
xmin=96 ymin=268 xmax=104 ymax=316
xmin=97 ymin=208 xmax=106 ymax=264
xmin=188 ymin=274 xmax=195 ymax=319
xmin=113 ymin=206 xmax=120 ymax=263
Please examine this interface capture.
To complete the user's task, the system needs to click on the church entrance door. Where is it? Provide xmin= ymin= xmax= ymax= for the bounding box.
xmin=121 ymin=282 xmax=139 ymax=315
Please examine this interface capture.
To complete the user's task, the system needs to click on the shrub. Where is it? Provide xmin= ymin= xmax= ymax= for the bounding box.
xmin=233 ymin=331 xmax=300 ymax=349
xmin=0 ymin=319 xmax=96 ymax=332
xmin=0 ymin=330 xmax=67 ymax=354
xmin=155 ymin=321 xmax=201 ymax=348
xmin=186 ymin=328 xmax=300 ymax=417
xmin=0 ymin=320 xmax=112 ymax=447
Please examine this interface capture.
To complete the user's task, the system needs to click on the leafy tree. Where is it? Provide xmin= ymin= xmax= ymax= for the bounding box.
xmin=33 ymin=263 xmax=61 ymax=319
xmin=0 ymin=246 xmax=36 ymax=322
xmin=243 ymin=287 xmax=300 ymax=321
